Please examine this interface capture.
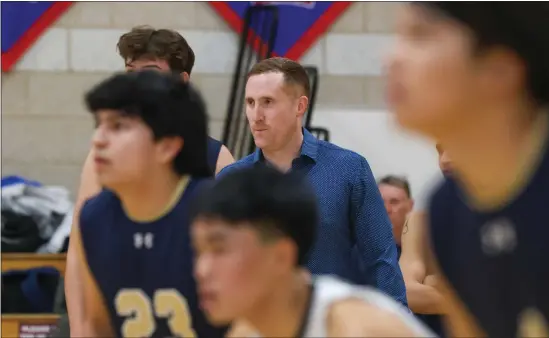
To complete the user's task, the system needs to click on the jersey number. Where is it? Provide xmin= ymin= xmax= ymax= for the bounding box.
xmin=115 ymin=289 xmax=196 ymax=338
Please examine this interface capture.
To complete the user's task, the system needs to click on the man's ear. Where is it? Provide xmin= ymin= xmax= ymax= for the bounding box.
xmin=181 ymin=72 xmax=190 ymax=83
xmin=296 ymin=95 xmax=309 ymax=118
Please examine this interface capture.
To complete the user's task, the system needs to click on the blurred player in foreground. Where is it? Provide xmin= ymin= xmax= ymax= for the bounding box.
xmin=191 ymin=165 xmax=434 ymax=337
xmin=72 ymin=71 xmax=226 ymax=337
xmin=66 ymin=26 xmax=234 ymax=334
xmin=387 ymin=2 xmax=549 ymax=336
xmin=399 ymin=144 xmax=452 ymax=337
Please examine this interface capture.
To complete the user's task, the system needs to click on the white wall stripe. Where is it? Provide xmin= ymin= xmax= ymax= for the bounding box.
xmin=15 ymin=28 xmax=394 ymax=76
xmin=326 ymin=34 xmax=394 ymax=77
xmin=17 ymin=28 xmax=69 ymax=71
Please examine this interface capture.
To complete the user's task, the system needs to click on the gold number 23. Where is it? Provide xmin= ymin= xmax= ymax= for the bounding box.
xmin=115 ymin=288 xmax=196 ymax=338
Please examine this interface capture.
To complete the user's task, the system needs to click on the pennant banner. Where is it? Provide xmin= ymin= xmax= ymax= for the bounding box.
xmin=1 ymin=1 xmax=73 ymax=72
xmin=209 ymin=1 xmax=351 ymax=60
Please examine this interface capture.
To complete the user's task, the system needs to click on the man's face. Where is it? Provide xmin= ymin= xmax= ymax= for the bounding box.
xmin=192 ymin=218 xmax=286 ymax=324
xmin=245 ymin=72 xmax=306 ymax=152
xmin=385 ymin=4 xmax=502 ymax=139
xmin=379 ymin=183 xmax=413 ymax=239
xmin=92 ymin=109 xmax=158 ymax=188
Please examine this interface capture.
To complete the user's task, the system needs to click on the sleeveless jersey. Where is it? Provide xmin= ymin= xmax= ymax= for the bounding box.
xmin=79 ymin=178 xmax=226 ymax=338
xmin=207 ymin=137 xmax=222 ymax=172
xmin=302 ymin=276 xmax=434 ymax=337
xmin=429 ymin=133 xmax=549 ymax=336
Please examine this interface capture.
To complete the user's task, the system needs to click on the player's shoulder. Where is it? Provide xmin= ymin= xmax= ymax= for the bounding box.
xmin=428 ymin=175 xmax=459 ymax=210
xmin=207 ymin=135 xmax=221 ymax=144
xmin=79 ymin=189 xmax=119 ymax=229
xmin=326 ymin=297 xmax=422 ymax=337
xmin=207 ymin=136 xmax=223 ymax=150
xmin=320 ymin=276 xmax=433 ymax=336
xmin=317 ymin=275 xmax=407 ymax=312
xmin=186 ymin=176 xmax=215 ymax=199
xmin=80 ymin=189 xmax=118 ymax=218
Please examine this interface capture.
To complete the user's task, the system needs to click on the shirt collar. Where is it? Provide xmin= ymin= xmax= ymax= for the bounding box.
xmin=253 ymin=128 xmax=319 ymax=163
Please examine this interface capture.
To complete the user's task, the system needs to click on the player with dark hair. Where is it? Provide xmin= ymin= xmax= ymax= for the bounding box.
xmin=71 ymin=71 xmax=226 ymax=337
xmin=66 ymin=26 xmax=234 ymax=333
xmin=387 ymin=3 xmax=549 ymax=336
xmin=115 ymin=26 xmax=234 ymax=173
xmin=191 ymin=165 xmax=433 ymax=337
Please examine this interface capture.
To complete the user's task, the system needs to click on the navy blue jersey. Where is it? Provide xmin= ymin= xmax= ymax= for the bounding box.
xmin=429 ymin=136 xmax=549 ymax=336
xmin=207 ymin=137 xmax=222 ymax=172
xmin=79 ymin=178 xmax=226 ymax=338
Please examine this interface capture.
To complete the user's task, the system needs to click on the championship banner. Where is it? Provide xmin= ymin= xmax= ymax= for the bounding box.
xmin=209 ymin=1 xmax=351 ymax=60
xmin=1 ymin=1 xmax=73 ymax=72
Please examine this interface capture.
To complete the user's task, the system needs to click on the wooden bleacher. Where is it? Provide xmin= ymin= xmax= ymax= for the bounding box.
xmin=1 ymin=253 xmax=66 ymax=338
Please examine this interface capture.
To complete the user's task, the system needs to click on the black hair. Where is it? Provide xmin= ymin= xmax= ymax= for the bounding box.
xmin=191 ymin=165 xmax=318 ymax=266
xmin=416 ymin=3 xmax=549 ymax=106
xmin=378 ymin=175 xmax=412 ymax=198
xmin=84 ymin=70 xmax=212 ymax=177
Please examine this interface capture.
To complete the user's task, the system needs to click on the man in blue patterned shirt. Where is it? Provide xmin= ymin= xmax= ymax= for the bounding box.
xmin=218 ymin=57 xmax=407 ymax=306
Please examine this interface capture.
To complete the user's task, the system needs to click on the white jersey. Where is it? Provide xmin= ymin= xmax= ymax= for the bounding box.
xmin=302 ymin=275 xmax=437 ymax=337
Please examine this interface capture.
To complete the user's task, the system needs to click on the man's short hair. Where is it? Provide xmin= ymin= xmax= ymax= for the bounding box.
xmin=247 ymin=57 xmax=310 ymax=99
xmin=416 ymin=3 xmax=549 ymax=107
xmin=117 ymin=26 xmax=195 ymax=75
xmin=84 ymin=71 xmax=211 ymax=177
xmin=191 ymin=165 xmax=318 ymax=266
xmin=378 ymin=175 xmax=412 ymax=198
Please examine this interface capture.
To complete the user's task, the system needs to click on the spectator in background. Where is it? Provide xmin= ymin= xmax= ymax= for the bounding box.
xmin=398 ymin=144 xmax=452 ymax=337
xmin=218 ymin=57 xmax=407 ymax=306
xmin=378 ymin=175 xmax=414 ymax=257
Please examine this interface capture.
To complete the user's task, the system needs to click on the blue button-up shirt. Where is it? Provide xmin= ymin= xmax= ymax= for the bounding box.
xmin=218 ymin=129 xmax=407 ymax=306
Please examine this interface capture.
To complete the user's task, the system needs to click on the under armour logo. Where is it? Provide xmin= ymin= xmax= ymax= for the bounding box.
xmin=134 ymin=232 xmax=154 ymax=249
xmin=480 ymin=218 xmax=516 ymax=256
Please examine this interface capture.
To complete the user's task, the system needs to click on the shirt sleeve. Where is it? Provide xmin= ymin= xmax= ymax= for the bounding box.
xmin=350 ymin=156 xmax=408 ymax=307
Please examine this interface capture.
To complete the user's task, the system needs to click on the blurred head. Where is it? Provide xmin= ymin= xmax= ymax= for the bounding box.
xmin=191 ymin=166 xmax=317 ymax=324
xmin=84 ymin=71 xmax=211 ymax=191
xmin=117 ymin=26 xmax=195 ymax=82
xmin=436 ymin=143 xmax=452 ymax=176
xmin=378 ymin=176 xmax=413 ymax=243
xmin=386 ymin=3 xmax=549 ymax=139
xmin=245 ymin=57 xmax=310 ymax=152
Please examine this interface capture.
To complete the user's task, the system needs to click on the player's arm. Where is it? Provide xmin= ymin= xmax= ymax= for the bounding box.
xmin=326 ymin=299 xmax=419 ymax=337
xmin=71 ymin=209 xmax=114 ymax=337
xmin=350 ymin=157 xmax=407 ymax=306
xmin=215 ymin=145 xmax=235 ymax=175
xmin=66 ymin=150 xmax=102 ymax=335
xmin=399 ymin=211 xmax=445 ymax=314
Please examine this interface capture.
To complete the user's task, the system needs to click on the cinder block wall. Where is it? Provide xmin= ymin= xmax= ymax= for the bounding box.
xmin=1 ymin=2 xmax=399 ymax=196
